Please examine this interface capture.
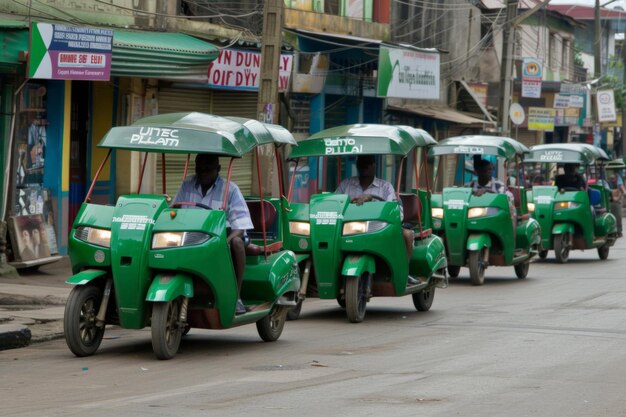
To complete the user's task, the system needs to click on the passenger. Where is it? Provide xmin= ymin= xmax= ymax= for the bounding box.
xmin=608 ymin=172 xmax=625 ymax=237
xmin=554 ymin=163 xmax=586 ymax=193
xmin=335 ymin=155 xmax=415 ymax=264
xmin=174 ymin=153 xmax=253 ymax=315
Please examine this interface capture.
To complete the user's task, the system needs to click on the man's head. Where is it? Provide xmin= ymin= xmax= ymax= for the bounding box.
xmin=195 ymin=154 xmax=220 ymax=188
xmin=474 ymin=158 xmax=494 ymax=184
xmin=563 ymin=163 xmax=579 ymax=175
xmin=356 ymin=155 xmax=376 ymax=178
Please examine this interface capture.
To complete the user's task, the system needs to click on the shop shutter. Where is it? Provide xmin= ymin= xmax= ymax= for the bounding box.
xmin=515 ymin=129 xmax=541 ymax=148
xmin=155 ymin=87 xmax=212 ymax=196
xmin=211 ymin=90 xmax=259 ymax=195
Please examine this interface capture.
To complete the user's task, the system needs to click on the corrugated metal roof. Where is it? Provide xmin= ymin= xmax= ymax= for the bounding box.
xmin=111 ymin=30 xmax=219 ymax=81
xmin=548 ymin=4 xmax=626 ymax=20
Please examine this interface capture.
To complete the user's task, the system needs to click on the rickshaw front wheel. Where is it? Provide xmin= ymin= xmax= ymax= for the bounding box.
xmin=345 ymin=272 xmax=370 ymax=323
xmin=553 ymin=233 xmax=570 ymax=264
xmin=412 ymin=287 xmax=435 ymax=311
xmin=597 ymin=244 xmax=610 ymax=260
xmin=257 ymin=305 xmax=288 ymax=341
xmin=64 ymin=285 xmax=105 ymax=357
xmin=514 ymin=261 xmax=530 ymax=279
xmin=468 ymin=249 xmax=486 ymax=286
xmin=151 ymin=298 xmax=184 ymax=360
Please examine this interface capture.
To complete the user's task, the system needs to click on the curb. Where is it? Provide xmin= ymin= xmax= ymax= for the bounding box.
xmin=0 ymin=324 xmax=32 ymax=350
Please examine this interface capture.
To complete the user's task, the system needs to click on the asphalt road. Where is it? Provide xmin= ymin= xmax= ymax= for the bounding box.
xmin=2 ymin=238 xmax=626 ymax=417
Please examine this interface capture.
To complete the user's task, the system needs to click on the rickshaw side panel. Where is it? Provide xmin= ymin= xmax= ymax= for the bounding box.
xmin=595 ymin=212 xmax=617 ymax=240
xmin=241 ymin=250 xmax=300 ymax=303
xmin=441 ymin=187 xmax=471 ymax=266
xmin=531 ymin=186 xmax=558 ymax=250
xmin=515 ymin=217 xmax=541 ymax=251
xmin=69 ymin=203 xmax=115 ymax=274
xmin=410 ymin=234 xmax=447 ymax=278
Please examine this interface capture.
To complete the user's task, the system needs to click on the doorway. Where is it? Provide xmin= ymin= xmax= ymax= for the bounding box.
xmin=68 ymin=81 xmax=90 ymax=233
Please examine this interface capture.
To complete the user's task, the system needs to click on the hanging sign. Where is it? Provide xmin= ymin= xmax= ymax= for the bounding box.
xmin=509 ymin=103 xmax=525 ymax=125
xmin=521 ymin=58 xmax=543 ymax=98
xmin=528 ymin=107 xmax=555 ymax=131
xmin=596 ymin=89 xmax=617 ymax=122
xmin=208 ymin=48 xmax=293 ymax=92
xmin=28 ymin=22 xmax=112 ymax=81
xmin=377 ymin=45 xmax=440 ymax=99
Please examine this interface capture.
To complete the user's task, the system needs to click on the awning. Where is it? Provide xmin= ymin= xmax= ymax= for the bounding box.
xmin=387 ymin=102 xmax=495 ymax=125
xmin=112 ymin=30 xmax=219 ymax=82
xmin=0 ymin=20 xmax=29 ymax=72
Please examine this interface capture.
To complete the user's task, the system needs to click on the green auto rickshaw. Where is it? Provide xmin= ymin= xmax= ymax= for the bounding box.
xmin=63 ymin=112 xmax=300 ymax=360
xmin=285 ymin=124 xmax=447 ymax=323
xmin=525 ymin=143 xmax=617 ymax=263
xmin=430 ymin=135 xmax=541 ymax=285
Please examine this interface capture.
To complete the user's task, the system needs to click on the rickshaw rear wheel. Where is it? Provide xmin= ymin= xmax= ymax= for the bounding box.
xmin=447 ymin=265 xmax=460 ymax=278
xmin=345 ymin=272 xmax=370 ymax=323
xmin=64 ymin=285 xmax=105 ymax=357
xmin=412 ymin=287 xmax=435 ymax=311
xmin=286 ymin=299 xmax=303 ymax=321
xmin=597 ymin=244 xmax=610 ymax=260
xmin=257 ymin=305 xmax=288 ymax=341
xmin=151 ymin=298 xmax=184 ymax=360
xmin=514 ymin=261 xmax=529 ymax=279
xmin=538 ymin=250 xmax=548 ymax=259
xmin=554 ymin=233 xmax=570 ymax=264
xmin=468 ymin=249 xmax=486 ymax=286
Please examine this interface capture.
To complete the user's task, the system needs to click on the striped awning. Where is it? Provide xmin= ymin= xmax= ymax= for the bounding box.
xmin=111 ymin=30 xmax=219 ymax=82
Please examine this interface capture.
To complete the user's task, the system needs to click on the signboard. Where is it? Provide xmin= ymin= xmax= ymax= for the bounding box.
xmin=377 ymin=45 xmax=440 ymax=100
xmin=28 ymin=23 xmax=112 ymax=81
xmin=528 ymin=107 xmax=555 ymax=131
xmin=509 ymin=103 xmax=525 ymax=125
xmin=207 ymin=48 xmax=293 ymax=92
xmin=521 ymin=57 xmax=543 ymax=98
xmin=596 ymin=89 xmax=617 ymax=122
xmin=553 ymin=94 xmax=571 ymax=109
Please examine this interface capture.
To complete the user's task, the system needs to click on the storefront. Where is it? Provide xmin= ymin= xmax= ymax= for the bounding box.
xmin=1 ymin=21 xmax=219 ymax=267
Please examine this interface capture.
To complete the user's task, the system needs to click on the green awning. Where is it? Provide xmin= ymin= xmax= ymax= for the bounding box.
xmin=0 ymin=20 xmax=29 ymax=73
xmin=112 ymin=30 xmax=219 ymax=82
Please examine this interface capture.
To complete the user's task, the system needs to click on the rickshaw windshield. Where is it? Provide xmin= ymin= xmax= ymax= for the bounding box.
xmin=89 ymin=112 xmax=297 ymax=200
xmin=287 ymin=124 xmax=436 ymax=199
xmin=429 ymin=135 xmax=529 ymax=189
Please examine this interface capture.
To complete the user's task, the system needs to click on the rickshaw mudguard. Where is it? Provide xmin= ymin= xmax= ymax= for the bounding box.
xmin=146 ymin=273 xmax=194 ymax=302
xmin=467 ymin=233 xmax=492 ymax=251
xmin=341 ymin=254 xmax=376 ymax=278
xmin=66 ymin=269 xmax=108 ymax=285
xmin=552 ymin=222 xmax=574 ymax=235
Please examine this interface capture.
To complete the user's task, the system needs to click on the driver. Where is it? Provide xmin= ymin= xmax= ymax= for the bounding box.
xmin=335 ymin=155 xmax=414 ymax=264
xmin=174 ymin=153 xmax=253 ymax=315
xmin=554 ymin=163 xmax=586 ymax=193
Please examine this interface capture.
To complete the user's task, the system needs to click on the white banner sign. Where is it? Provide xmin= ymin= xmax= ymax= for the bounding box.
xmin=377 ymin=45 xmax=440 ymax=99
xmin=553 ymin=94 xmax=570 ymax=108
xmin=596 ymin=89 xmax=617 ymax=122
xmin=208 ymin=48 xmax=293 ymax=92
xmin=521 ymin=57 xmax=543 ymax=98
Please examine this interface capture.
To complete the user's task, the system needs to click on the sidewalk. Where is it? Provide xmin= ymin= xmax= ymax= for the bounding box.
xmin=0 ymin=257 xmax=71 ymax=351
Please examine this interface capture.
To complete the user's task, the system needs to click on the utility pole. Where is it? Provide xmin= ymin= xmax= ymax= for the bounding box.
xmin=595 ymin=0 xmax=602 ymax=78
xmin=255 ymin=0 xmax=284 ymax=195
xmin=497 ymin=0 xmax=518 ymax=137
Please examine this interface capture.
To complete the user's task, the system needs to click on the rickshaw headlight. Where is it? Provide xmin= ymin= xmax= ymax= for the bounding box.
xmin=151 ymin=232 xmax=210 ymax=249
xmin=554 ymin=201 xmax=580 ymax=210
xmin=289 ymin=221 xmax=310 ymax=236
xmin=527 ymin=202 xmax=535 ymax=212
xmin=342 ymin=221 xmax=388 ymax=235
xmin=75 ymin=226 xmax=111 ymax=248
xmin=431 ymin=207 xmax=444 ymax=219
xmin=467 ymin=207 xmax=500 ymax=218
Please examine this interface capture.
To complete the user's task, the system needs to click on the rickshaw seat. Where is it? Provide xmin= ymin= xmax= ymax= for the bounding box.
xmin=399 ymin=193 xmax=421 ymax=225
xmin=508 ymin=187 xmax=521 ymax=208
xmin=245 ymin=200 xmax=281 ymax=255
xmin=588 ymin=188 xmax=601 ymax=206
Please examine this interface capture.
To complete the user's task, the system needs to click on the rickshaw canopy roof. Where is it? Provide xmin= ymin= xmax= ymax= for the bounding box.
xmin=606 ymin=158 xmax=626 ymax=170
xmin=98 ymin=112 xmax=297 ymax=156
xmin=288 ymin=124 xmax=436 ymax=159
xmin=429 ymin=135 xmax=529 ymax=159
xmin=525 ymin=143 xmax=609 ymax=164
